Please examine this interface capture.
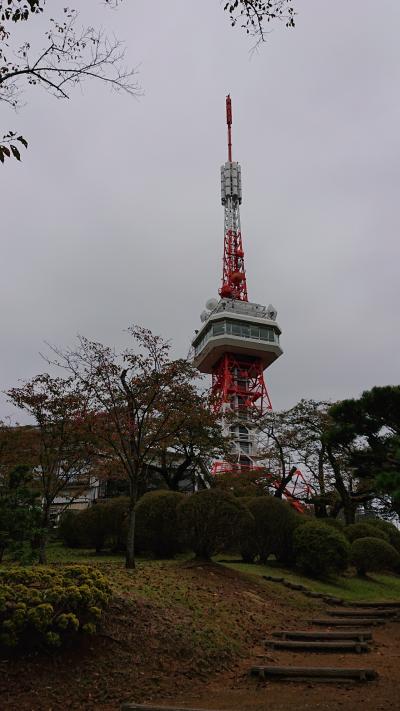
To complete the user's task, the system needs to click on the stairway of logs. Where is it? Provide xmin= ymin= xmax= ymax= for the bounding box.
xmin=250 ymin=578 xmax=400 ymax=684
xmin=121 ymin=582 xmax=400 ymax=710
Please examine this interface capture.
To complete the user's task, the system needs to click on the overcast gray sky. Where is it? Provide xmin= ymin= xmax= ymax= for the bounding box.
xmin=2 ymin=0 xmax=400 ymax=419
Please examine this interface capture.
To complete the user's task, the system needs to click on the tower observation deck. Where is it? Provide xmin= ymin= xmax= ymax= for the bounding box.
xmin=191 ymin=96 xmax=283 ymax=471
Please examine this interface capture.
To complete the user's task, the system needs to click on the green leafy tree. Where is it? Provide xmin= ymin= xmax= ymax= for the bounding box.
xmin=329 ymin=386 xmax=400 ymax=518
xmin=0 ymin=465 xmax=42 ymax=562
xmin=259 ymin=399 xmax=372 ymax=522
xmin=7 ymin=374 xmax=94 ymax=563
xmin=149 ymin=405 xmax=227 ymax=492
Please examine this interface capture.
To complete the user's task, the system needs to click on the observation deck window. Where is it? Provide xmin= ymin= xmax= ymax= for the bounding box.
xmin=194 ymin=319 xmax=279 ymax=356
xmin=212 ymin=322 xmax=224 ymax=336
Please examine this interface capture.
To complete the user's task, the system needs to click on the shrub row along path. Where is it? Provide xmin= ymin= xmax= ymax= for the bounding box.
xmin=2 ymin=560 xmax=400 ymax=711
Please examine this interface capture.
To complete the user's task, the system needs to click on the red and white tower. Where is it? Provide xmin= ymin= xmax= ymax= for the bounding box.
xmin=192 ymin=96 xmax=283 ymax=472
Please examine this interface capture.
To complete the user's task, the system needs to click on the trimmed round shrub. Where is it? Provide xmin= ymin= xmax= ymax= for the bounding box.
xmin=59 ymin=498 xmax=130 ymax=554
xmin=103 ymin=497 xmax=129 ymax=552
xmin=318 ymin=518 xmax=344 ymax=531
xmin=350 ymin=537 xmax=400 ymax=576
xmin=364 ymin=519 xmax=400 ymax=553
xmin=236 ymin=497 xmax=258 ymax=563
xmin=58 ymin=511 xmax=87 ymax=548
xmin=0 ymin=565 xmax=111 ymax=650
xmin=293 ymin=521 xmax=350 ymax=578
xmin=344 ymin=523 xmax=389 ymax=544
xmin=246 ymin=496 xmax=301 ymax=565
xmin=135 ymin=490 xmax=185 ymax=558
xmin=78 ymin=503 xmax=115 ymax=554
xmin=178 ymin=489 xmax=252 ymax=560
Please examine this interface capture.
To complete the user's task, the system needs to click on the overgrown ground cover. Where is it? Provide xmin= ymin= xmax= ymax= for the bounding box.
xmin=218 ymin=556 xmax=400 ymax=602
xmin=1 ymin=544 xmax=316 ymax=711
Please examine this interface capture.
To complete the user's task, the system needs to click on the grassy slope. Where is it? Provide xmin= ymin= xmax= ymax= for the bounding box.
xmin=2 ymin=543 xmax=320 ymax=709
xmin=46 ymin=543 xmax=311 ymax=663
xmin=218 ymin=556 xmax=400 ymax=602
xmin=48 ymin=543 xmax=400 ymax=602
xmin=4 ymin=543 xmax=400 ymax=709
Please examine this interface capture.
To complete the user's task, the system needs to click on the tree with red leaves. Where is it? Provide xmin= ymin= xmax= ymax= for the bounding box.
xmin=50 ymin=326 xmax=224 ymax=569
xmin=6 ymin=374 xmax=93 ymax=563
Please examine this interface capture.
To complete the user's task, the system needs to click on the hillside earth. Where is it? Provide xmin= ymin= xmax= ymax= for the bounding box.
xmin=1 ymin=556 xmax=400 ymax=710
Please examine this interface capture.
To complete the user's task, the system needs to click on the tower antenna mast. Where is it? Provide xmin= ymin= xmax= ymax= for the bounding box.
xmin=226 ymin=94 xmax=233 ymax=162
xmin=220 ymin=94 xmax=247 ymax=301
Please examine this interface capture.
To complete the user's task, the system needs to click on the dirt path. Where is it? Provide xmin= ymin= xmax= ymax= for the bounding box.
xmin=173 ymin=620 xmax=400 ymax=711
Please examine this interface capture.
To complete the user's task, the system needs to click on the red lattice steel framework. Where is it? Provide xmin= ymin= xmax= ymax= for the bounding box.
xmin=219 ymin=95 xmax=248 ymax=302
xmin=211 ymin=353 xmax=272 ymax=416
xmin=213 ymin=96 xmax=271 ymax=417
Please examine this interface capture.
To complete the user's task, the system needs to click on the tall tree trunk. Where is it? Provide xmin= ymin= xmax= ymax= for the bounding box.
xmin=38 ymin=530 xmax=47 ymax=564
xmin=326 ymin=445 xmax=357 ymax=525
xmin=125 ymin=478 xmax=138 ymax=569
xmin=343 ymin=501 xmax=356 ymax=525
xmin=38 ymin=507 xmax=50 ymax=564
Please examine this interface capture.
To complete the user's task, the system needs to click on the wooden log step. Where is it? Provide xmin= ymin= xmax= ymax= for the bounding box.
xmin=121 ymin=705 xmax=215 ymax=711
xmin=303 ymin=591 xmax=326 ymax=598
xmin=263 ymin=575 xmax=284 ymax=583
xmin=265 ymin=639 xmax=370 ymax=653
xmin=345 ymin=600 xmax=400 ymax=609
xmin=250 ymin=666 xmax=378 ymax=682
xmin=323 ymin=596 xmax=344 ymax=605
xmin=309 ymin=617 xmax=386 ymax=627
xmin=283 ymin=580 xmax=308 ymax=591
xmin=272 ymin=630 xmax=373 ymax=642
xmin=326 ymin=608 xmax=398 ymax=618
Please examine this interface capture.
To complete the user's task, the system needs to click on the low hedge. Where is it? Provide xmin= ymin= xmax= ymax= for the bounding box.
xmin=350 ymin=537 xmax=400 ymax=576
xmin=0 ymin=565 xmax=111 ymax=650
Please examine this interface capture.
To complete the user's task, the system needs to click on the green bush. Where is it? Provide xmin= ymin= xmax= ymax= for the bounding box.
xmin=0 ymin=565 xmax=111 ymax=650
xmin=58 ymin=498 xmax=130 ymax=553
xmin=293 ymin=521 xmax=350 ymax=578
xmin=78 ymin=504 xmax=113 ymax=554
xmin=58 ymin=511 xmax=86 ymax=548
xmin=0 ymin=466 xmax=42 ymax=563
xmin=179 ymin=489 xmax=252 ymax=560
xmin=350 ymin=537 xmax=400 ymax=576
xmin=236 ymin=497 xmax=258 ymax=563
xmin=344 ymin=522 xmax=389 ymax=544
xmin=102 ymin=497 xmax=129 ymax=552
xmin=135 ymin=490 xmax=185 ymax=558
xmin=364 ymin=519 xmax=400 ymax=553
xmin=318 ymin=517 xmax=344 ymax=531
xmin=246 ymin=496 xmax=301 ymax=565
